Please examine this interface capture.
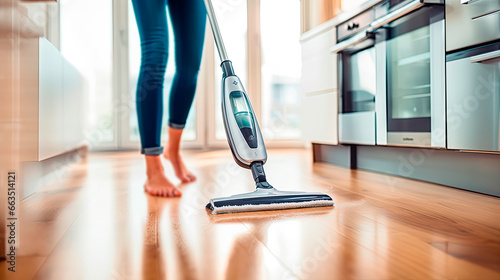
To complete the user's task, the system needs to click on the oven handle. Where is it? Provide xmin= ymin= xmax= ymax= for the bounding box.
xmin=330 ymin=0 xmax=443 ymax=54
xmin=470 ymin=50 xmax=500 ymax=64
xmin=370 ymin=0 xmax=429 ymax=31
xmin=329 ymin=31 xmax=370 ymax=54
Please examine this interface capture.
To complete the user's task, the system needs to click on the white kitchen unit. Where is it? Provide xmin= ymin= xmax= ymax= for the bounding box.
xmin=20 ymin=37 xmax=86 ymax=162
xmin=445 ymin=0 xmax=500 ymax=152
xmin=300 ymin=23 xmax=338 ymax=145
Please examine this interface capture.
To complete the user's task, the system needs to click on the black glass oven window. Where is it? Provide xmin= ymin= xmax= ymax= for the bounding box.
xmin=386 ymin=7 xmax=432 ymax=132
xmin=388 ymin=25 xmax=431 ymax=119
xmin=343 ymin=47 xmax=376 ymax=113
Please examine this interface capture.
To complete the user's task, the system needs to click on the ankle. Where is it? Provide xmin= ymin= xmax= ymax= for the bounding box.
xmin=146 ymin=168 xmax=164 ymax=178
xmin=166 ymin=146 xmax=180 ymax=157
xmin=166 ymin=126 xmax=183 ymax=155
xmin=145 ymin=155 xmax=164 ymax=177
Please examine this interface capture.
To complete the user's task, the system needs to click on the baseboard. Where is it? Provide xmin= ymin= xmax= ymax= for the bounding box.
xmin=313 ymin=143 xmax=500 ymax=197
xmin=20 ymin=146 xmax=87 ymax=201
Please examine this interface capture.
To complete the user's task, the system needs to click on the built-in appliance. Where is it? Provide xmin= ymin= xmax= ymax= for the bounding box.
xmin=380 ymin=1 xmax=446 ymax=147
xmin=445 ymin=0 xmax=500 ymax=152
xmin=446 ymin=0 xmax=500 ymax=52
xmin=331 ymin=0 xmax=446 ymax=147
xmin=446 ymin=44 xmax=500 ymax=152
xmin=335 ymin=8 xmax=377 ymax=145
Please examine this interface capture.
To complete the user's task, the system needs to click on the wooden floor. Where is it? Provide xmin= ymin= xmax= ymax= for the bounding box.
xmin=2 ymin=148 xmax=500 ymax=280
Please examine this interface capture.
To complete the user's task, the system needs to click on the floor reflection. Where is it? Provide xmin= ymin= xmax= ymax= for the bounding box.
xmin=208 ymin=208 xmax=334 ymax=280
xmin=11 ymin=149 xmax=500 ymax=279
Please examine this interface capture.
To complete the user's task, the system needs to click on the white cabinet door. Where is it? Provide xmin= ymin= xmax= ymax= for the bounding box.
xmin=301 ymin=27 xmax=337 ymax=95
xmin=300 ymin=26 xmax=338 ymax=145
xmin=301 ymin=92 xmax=338 ymax=145
xmin=62 ymin=59 xmax=86 ymax=151
xmin=20 ymin=37 xmax=86 ymax=161
xmin=39 ymin=37 xmax=64 ymax=160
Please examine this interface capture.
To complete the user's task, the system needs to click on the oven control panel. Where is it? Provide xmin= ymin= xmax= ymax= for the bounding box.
xmin=337 ymin=9 xmax=374 ymax=42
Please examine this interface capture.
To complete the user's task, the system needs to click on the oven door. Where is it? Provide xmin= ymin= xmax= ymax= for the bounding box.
xmin=380 ymin=4 xmax=445 ymax=147
xmin=337 ymin=40 xmax=377 ymax=145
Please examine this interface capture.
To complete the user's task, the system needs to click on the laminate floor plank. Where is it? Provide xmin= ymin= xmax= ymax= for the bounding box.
xmin=306 ymin=165 xmax=500 ymax=276
xmin=31 ymin=150 xmax=294 ymax=280
xmin=6 ymin=149 xmax=500 ymax=280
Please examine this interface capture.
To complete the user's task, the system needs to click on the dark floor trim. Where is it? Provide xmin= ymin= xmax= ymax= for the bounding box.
xmin=313 ymin=143 xmax=500 ymax=197
xmin=313 ymin=143 xmax=357 ymax=169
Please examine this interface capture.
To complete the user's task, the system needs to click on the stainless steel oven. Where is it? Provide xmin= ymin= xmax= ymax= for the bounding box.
xmin=379 ymin=0 xmax=445 ymax=147
xmin=333 ymin=7 xmax=378 ymax=145
xmin=331 ymin=0 xmax=446 ymax=148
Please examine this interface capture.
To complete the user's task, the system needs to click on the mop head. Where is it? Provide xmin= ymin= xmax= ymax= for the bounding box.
xmin=206 ymin=187 xmax=334 ymax=215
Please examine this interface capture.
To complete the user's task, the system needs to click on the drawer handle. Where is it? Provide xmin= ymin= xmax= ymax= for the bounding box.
xmin=330 ymin=31 xmax=369 ymax=53
xmin=470 ymin=50 xmax=500 ymax=64
xmin=461 ymin=0 xmax=481 ymax=5
xmin=347 ymin=22 xmax=360 ymax=30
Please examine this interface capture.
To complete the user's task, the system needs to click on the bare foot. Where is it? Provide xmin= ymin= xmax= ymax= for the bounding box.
xmin=144 ymin=155 xmax=182 ymax=197
xmin=163 ymin=127 xmax=196 ymax=183
xmin=163 ymin=148 xmax=196 ymax=183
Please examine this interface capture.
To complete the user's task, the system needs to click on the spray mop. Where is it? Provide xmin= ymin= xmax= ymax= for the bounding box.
xmin=204 ymin=0 xmax=334 ymax=214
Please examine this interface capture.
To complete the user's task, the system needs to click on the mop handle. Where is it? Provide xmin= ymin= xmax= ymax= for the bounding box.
xmin=203 ymin=0 xmax=229 ymax=62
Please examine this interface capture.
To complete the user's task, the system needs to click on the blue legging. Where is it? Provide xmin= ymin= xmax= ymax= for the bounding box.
xmin=132 ymin=0 xmax=206 ymax=155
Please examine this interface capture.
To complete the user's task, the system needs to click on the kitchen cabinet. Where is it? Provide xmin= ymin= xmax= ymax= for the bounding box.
xmin=447 ymin=43 xmax=500 ymax=152
xmin=20 ymin=37 xmax=85 ymax=161
xmin=445 ymin=0 xmax=500 ymax=52
xmin=445 ymin=0 xmax=500 ymax=152
xmin=300 ymin=24 xmax=338 ymax=145
xmin=301 ymin=92 xmax=338 ymax=145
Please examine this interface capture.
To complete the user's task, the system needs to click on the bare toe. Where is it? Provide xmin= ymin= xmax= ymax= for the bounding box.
xmin=144 ymin=173 xmax=181 ymax=197
xmin=159 ymin=188 xmax=167 ymax=197
xmin=180 ymin=175 xmax=191 ymax=183
xmin=167 ymin=188 xmax=174 ymax=197
xmin=186 ymin=172 xmax=196 ymax=182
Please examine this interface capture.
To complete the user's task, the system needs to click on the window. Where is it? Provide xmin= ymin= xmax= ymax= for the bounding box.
xmin=61 ymin=0 xmax=303 ymax=150
xmin=212 ymin=0 xmax=248 ymax=140
xmin=260 ymin=0 xmax=302 ymax=139
xmin=61 ymin=0 xmax=114 ymax=148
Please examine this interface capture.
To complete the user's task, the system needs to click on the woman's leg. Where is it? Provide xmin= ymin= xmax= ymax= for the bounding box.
xmin=132 ymin=0 xmax=181 ymax=197
xmin=163 ymin=0 xmax=207 ymax=182
xmin=164 ymin=127 xmax=195 ymax=182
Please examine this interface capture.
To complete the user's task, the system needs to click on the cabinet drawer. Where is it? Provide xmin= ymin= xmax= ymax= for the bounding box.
xmin=446 ymin=0 xmax=500 ymax=51
xmin=446 ymin=43 xmax=500 ymax=151
xmin=301 ymin=26 xmax=337 ymax=95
